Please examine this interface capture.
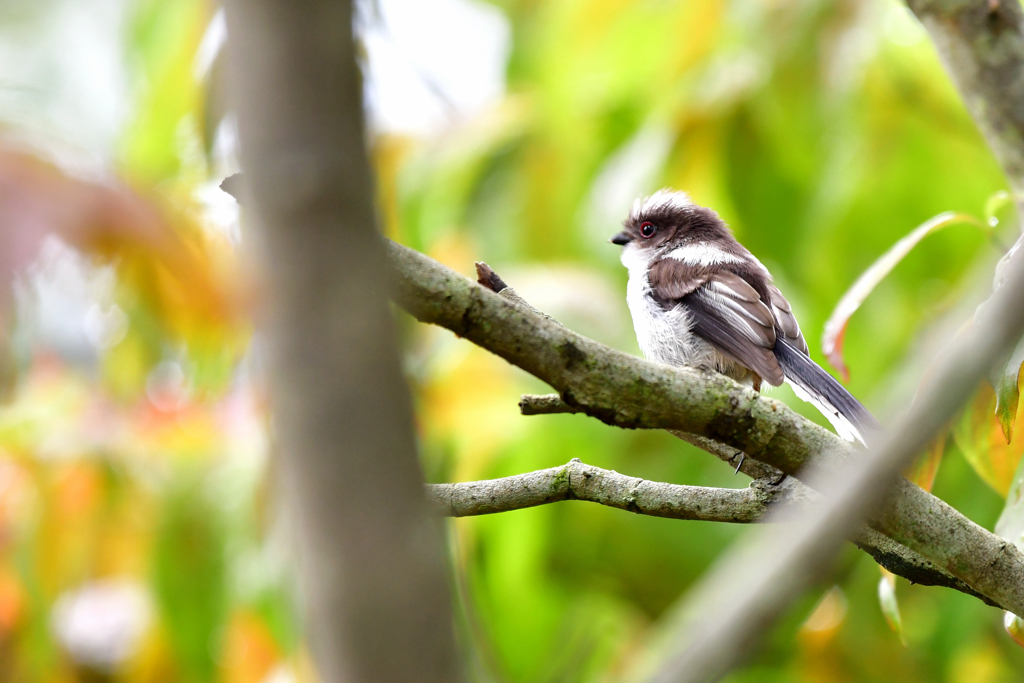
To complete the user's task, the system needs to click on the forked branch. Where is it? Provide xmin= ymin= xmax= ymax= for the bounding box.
xmin=388 ymin=239 xmax=1024 ymax=615
xmin=425 ymin=452 xmax=996 ymax=605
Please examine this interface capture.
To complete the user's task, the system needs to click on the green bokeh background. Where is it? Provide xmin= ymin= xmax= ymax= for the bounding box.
xmin=2 ymin=0 xmax=1023 ymax=681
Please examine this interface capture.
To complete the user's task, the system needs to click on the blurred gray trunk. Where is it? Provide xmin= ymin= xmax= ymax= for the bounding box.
xmin=222 ymin=2 xmax=461 ymax=681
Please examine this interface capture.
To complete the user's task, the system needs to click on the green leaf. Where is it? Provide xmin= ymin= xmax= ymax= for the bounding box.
xmin=121 ymin=0 xmax=208 ymax=183
xmin=991 ymin=334 xmax=1024 ymax=443
xmin=822 ymin=212 xmax=987 ymax=381
xmin=984 ymin=190 xmax=1014 ymax=228
xmin=153 ymin=479 xmax=228 ymax=682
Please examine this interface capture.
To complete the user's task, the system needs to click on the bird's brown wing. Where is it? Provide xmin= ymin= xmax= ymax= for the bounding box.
xmin=647 ymin=257 xmax=712 ymax=299
xmin=682 ymin=271 xmax=784 ymax=385
xmin=649 ymin=258 xmax=784 ymax=386
xmin=765 ymin=283 xmax=809 ymax=355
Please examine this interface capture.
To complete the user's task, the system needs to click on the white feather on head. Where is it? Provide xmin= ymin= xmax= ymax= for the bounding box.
xmin=629 ymin=188 xmax=692 ymax=222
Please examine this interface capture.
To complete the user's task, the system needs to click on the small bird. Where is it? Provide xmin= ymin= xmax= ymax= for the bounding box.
xmin=611 ymin=189 xmax=878 ymax=445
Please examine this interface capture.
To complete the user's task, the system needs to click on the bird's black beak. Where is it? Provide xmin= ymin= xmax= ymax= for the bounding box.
xmin=609 ymin=231 xmax=631 ymax=246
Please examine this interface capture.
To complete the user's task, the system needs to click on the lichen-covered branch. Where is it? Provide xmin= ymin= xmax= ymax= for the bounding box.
xmin=501 ymin=251 xmax=995 ymax=604
xmin=516 ymin=393 xmax=998 ymax=607
xmin=391 ymin=240 xmax=844 ymax=466
xmin=387 ymin=239 xmax=1024 ymax=614
xmin=426 ymin=459 xmax=772 ymax=523
xmin=493 ymin=267 xmax=788 ymax=483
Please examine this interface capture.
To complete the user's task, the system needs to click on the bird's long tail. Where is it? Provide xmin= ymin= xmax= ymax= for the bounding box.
xmin=774 ymin=338 xmax=880 ymax=446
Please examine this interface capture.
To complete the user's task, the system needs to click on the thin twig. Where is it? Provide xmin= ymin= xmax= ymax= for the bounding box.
xmin=426 ymin=453 xmax=996 ymax=605
xmin=519 ymin=393 xmax=1000 ymax=605
xmin=427 ymin=459 xmax=778 ymax=523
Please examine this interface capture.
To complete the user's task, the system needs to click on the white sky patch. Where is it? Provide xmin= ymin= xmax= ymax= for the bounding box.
xmin=359 ymin=0 xmax=510 ymax=135
xmin=13 ymin=236 xmax=126 ymax=365
xmin=0 ymin=0 xmax=131 ymax=167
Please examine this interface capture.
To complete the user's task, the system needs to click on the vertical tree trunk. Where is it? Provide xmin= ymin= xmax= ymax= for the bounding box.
xmin=222 ymin=3 xmax=462 ymax=682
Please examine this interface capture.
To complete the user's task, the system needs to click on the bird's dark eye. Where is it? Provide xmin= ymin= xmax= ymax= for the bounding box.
xmin=640 ymin=222 xmax=656 ymax=238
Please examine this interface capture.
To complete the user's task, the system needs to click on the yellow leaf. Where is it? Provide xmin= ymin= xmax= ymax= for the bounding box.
xmin=799 ymin=585 xmax=847 ymax=645
xmin=1005 ymin=611 xmax=1024 ymax=649
xmin=953 ymin=382 xmax=1024 ymax=497
xmin=905 ymin=431 xmax=946 ymax=492
xmin=220 ymin=611 xmax=281 ymax=683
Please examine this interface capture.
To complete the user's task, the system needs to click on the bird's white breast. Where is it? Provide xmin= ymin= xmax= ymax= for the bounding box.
xmin=620 ymin=244 xmax=719 ymax=369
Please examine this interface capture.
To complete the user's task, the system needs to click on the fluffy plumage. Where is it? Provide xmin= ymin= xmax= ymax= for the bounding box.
xmin=612 ymin=189 xmax=879 ymax=445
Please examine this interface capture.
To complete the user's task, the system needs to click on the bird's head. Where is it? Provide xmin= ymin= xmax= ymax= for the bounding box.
xmin=609 ymin=189 xmax=732 ymax=257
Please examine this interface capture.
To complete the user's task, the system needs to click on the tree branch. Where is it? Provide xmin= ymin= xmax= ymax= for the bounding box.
xmin=645 ymin=243 xmax=1024 ymax=683
xmin=427 ymin=459 xmax=774 ymax=523
xmin=387 ymin=239 xmax=1024 ymax=615
xmin=497 ymin=268 xmax=1005 ymax=606
xmin=516 ymin=392 xmax=1002 ymax=604
xmin=520 ymin=389 xmax=991 ymax=593
xmin=391 ymin=238 xmax=845 ymax=469
xmin=486 ymin=272 xmax=1010 ymax=600
xmin=425 ymin=455 xmax=997 ymax=605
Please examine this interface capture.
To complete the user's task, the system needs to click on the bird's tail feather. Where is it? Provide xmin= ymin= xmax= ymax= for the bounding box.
xmin=774 ymin=338 xmax=880 ymax=446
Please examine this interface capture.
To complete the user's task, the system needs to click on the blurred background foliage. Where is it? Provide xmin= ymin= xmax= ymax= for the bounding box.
xmin=0 ymin=0 xmax=1023 ymax=681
